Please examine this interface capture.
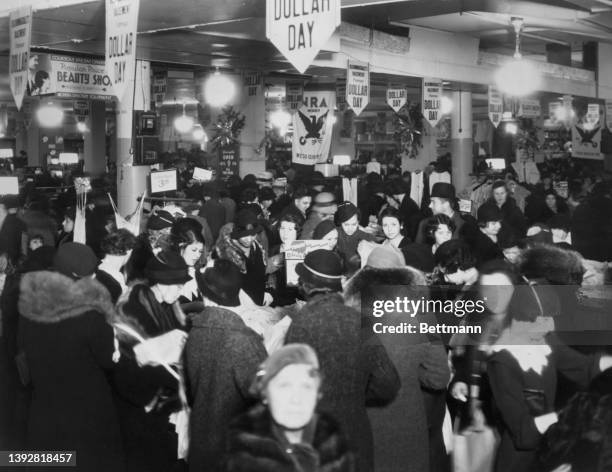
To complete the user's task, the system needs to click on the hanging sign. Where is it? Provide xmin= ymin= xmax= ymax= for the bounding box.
xmin=27 ymin=53 xmax=114 ymax=100
xmin=586 ymin=103 xmax=600 ymax=127
xmin=423 ymin=78 xmax=443 ymax=127
xmin=518 ymin=98 xmax=541 ymax=119
xmin=73 ymin=100 xmax=90 ymax=121
xmin=265 ymin=0 xmax=341 ymax=74
xmin=335 ymin=80 xmax=346 ymax=112
xmin=9 ymin=6 xmax=33 ymax=110
xmin=106 ymin=0 xmax=140 ymax=101
xmin=292 ymin=91 xmax=335 ymax=166
xmin=606 ymin=100 xmax=612 ymax=132
xmin=488 ymin=85 xmax=503 ymax=128
xmin=286 ymin=81 xmax=304 ymax=112
xmin=152 ymin=71 xmax=167 ymax=107
xmin=387 ymin=87 xmax=407 ymax=113
xmin=244 ymin=72 xmax=262 ymax=97
xmin=572 ymin=125 xmax=602 ymax=160
xmin=346 ymin=60 xmax=369 ymax=116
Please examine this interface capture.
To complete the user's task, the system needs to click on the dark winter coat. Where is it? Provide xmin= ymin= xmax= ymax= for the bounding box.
xmin=466 ymin=229 xmax=505 ymax=268
xmin=0 ymin=213 xmax=26 ymax=265
xmin=185 ymin=306 xmax=267 ymax=472
xmin=224 ymin=404 xmax=355 ymax=472
xmin=18 ymin=271 xmax=124 ymax=472
xmin=344 ymin=267 xmax=450 ymax=472
xmin=113 ymin=284 xmax=183 ymax=472
xmin=285 ymin=293 xmax=401 ymax=472
xmin=487 ymin=333 xmax=600 ymax=472
xmin=571 ymin=196 xmax=612 ymax=262
xmin=479 ymin=197 xmax=527 ymax=240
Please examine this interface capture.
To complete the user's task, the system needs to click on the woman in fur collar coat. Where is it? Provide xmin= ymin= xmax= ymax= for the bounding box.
xmin=18 ymin=243 xmax=124 ymax=472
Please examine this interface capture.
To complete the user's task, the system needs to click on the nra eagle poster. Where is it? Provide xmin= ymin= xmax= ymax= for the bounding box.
xmin=9 ymin=6 xmax=32 ymax=110
xmin=488 ymin=85 xmax=503 ymax=128
xmin=346 ymin=60 xmax=369 ymax=116
xmin=106 ymin=0 xmax=140 ymax=101
xmin=423 ymin=78 xmax=443 ymax=127
xmin=266 ymin=0 xmax=341 ymax=74
xmin=572 ymin=124 xmax=602 ymax=160
xmin=387 ymin=87 xmax=407 ymax=113
xmin=292 ymin=90 xmax=335 ymax=165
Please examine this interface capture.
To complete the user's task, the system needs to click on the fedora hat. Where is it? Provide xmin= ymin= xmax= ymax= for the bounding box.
xmin=430 ymin=182 xmax=456 ymax=200
xmin=196 ymin=259 xmax=242 ymax=307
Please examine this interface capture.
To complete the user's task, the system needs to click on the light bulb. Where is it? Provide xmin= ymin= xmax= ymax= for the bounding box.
xmin=37 ymin=103 xmax=64 ymax=128
xmin=270 ymin=110 xmax=292 ymax=129
xmin=495 ymin=58 xmax=541 ymax=97
xmin=174 ymin=114 xmax=194 ymax=134
xmin=204 ymin=71 xmax=236 ymax=107
xmin=76 ymin=121 xmax=87 ymax=133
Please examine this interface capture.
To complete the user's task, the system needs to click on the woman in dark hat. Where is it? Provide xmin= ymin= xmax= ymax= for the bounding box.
xmin=222 ymin=344 xmax=355 ymax=471
xmin=215 ymin=209 xmax=270 ymax=306
xmin=56 ymin=206 xmax=76 ymax=247
xmin=335 ymin=202 xmax=376 ymax=276
xmin=312 ymin=219 xmax=338 ymax=250
xmin=18 ymin=242 xmax=124 ymax=472
xmin=114 ymin=250 xmax=190 ymax=472
xmin=185 ymin=259 xmax=268 ymax=471
xmin=170 ymin=218 xmax=206 ymax=304
xmin=463 ymin=205 xmax=505 ymax=267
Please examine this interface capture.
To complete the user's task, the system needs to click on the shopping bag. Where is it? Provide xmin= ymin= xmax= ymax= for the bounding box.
xmin=452 ymin=405 xmax=499 ymax=472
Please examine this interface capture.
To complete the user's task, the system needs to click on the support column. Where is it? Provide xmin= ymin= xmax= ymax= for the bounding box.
xmin=450 ymin=90 xmax=473 ymax=194
xmin=26 ymin=114 xmax=41 ymax=168
xmin=117 ymin=60 xmax=150 ymax=216
xmin=83 ymin=100 xmax=106 ymax=175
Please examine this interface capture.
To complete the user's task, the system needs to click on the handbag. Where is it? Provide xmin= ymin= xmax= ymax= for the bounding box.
xmin=452 ymin=401 xmax=499 ymax=472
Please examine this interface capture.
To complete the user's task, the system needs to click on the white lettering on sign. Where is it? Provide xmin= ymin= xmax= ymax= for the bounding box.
xmin=346 ymin=60 xmax=369 ymax=116
xmin=9 ymin=6 xmax=32 ymax=110
xmin=106 ymin=0 xmax=140 ymax=101
xmin=266 ymin=0 xmax=341 ymax=74
xmin=422 ymin=78 xmax=442 ymax=128
xmin=292 ymin=91 xmax=335 ymax=165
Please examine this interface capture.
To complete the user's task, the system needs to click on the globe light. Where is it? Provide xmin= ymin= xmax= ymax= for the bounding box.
xmin=192 ymin=124 xmax=207 ymax=141
xmin=440 ymin=96 xmax=453 ymax=115
xmin=37 ymin=103 xmax=64 ymax=128
xmin=204 ymin=70 xmax=236 ymax=107
xmin=495 ymin=17 xmax=541 ymax=97
xmin=76 ymin=121 xmax=88 ymax=133
xmin=174 ymin=114 xmax=194 ymax=134
xmin=495 ymin=59 xmax=541 ymax=97
xmin=270 ymin=109 xmax=292 ymax=129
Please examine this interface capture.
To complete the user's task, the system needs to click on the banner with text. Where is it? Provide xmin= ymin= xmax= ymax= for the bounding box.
xmin=106 ymin=0 xmax=140 ymax=101
xmin=266 ymin=0 xmax=341 ymax=74
xmin=387 ymin=87 xmax=407 ymax=113
xmin=244 ymin=72 xmax=262 ymax=97
xmin=488 ymin=85 xmax=503 ymax=128
xmin=586 ymin=103 xmax=600 ymax=128
xmin=606 ymin=100 xmax=612 ymax=132
xmin=219 ymin=146 xmax=240 ymax=179
xmin=73 ymin=100 xmax=90 ymax=122
xmin=572 ymin=125 xmax=602 ymax=160
xmin=423 ymin=78 xmax=443 ymax=127
xmin=152 ymin=71 xmax=167 ymax=107
xmin=346 ymin=60 xmax=369 ymax=116
xmin=9 ymin=6 xmax=32 ymax=110
xmin=27 ymin=53 xmax=114 ymax=100
xmin=518 ymin=98 xmax=541 ymax=119
xmin=292 ymin=90 xmax=335 ymax=165
xmin=286 ymin=81 xmax=304 ymax=112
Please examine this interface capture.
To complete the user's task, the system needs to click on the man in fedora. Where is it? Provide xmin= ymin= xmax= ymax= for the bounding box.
xmin=415 ymin=182 xmax=467 ymax=244
xmin=285 ymin=249 xmax=400 ymax=472
xmin=300 ymin=191 xmax=338 ymax=239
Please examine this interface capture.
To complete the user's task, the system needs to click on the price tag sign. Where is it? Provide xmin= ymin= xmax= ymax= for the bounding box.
xmin=459 ymin=199 xmax=472 ymax=214
xmin=150 ymin=169 xmax=177 ymax=194
xmin=192 ymin=167 xmax=213 ymax=182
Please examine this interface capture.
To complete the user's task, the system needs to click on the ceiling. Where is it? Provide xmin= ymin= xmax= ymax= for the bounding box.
xmin=1 ymin=0 xmax=612 ymax=103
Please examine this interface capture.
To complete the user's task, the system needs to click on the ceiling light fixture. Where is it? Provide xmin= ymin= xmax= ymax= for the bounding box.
xmin=203 ymin=69 xmax=236 ymax=108
xmin=36 ymin=102 xmax=64 ymax=128
xmin=494 ymin=17 xmax=542 ymax=97
xmin=174 ymin=102 xmax=194 ymax=134
xmin=192 ymin=124 xmax=207 ymax=141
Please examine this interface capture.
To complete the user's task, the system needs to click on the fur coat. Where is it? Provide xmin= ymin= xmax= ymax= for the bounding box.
xmin=344 ymin=266 xmax=450 ymax=472
xmin=18 ymin=271 xmax=124 ymax=472
xmin=223 ymin=404 xmax=355 ymax=472
xmin=215 ymin=223 xmax=268 ymax=274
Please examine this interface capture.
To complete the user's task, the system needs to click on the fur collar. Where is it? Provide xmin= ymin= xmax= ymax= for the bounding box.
xmin=227 ymin=404 xmax=352 ymax=471
xmin=19 ymin=271 xmax=116 ymax=324
xmin=343 ymin=266 xmax=426 ymax=307
xmin=519 ymin=244 xmax=584 ymax=285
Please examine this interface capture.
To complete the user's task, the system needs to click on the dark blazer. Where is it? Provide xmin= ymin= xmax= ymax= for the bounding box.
xmin=285 ymin=293 xmax=400 ymax=472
